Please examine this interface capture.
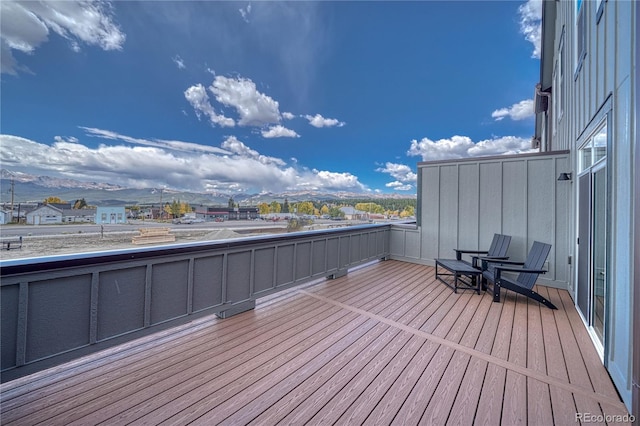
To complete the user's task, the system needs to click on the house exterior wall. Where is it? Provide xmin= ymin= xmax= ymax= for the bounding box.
xmin=414 ymin=151 xmax=571 ymax=290
xmin=95 ymin=207 xmax=126 ymax=224
xmin=542 ymin=0 xmax=636 ymax=412
xmin=25 ymin=206 xmax=63 ymax=225
xmin=0 ymin=211 xmax=10 ymax=224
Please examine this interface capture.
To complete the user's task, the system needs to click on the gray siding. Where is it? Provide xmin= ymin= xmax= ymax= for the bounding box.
xmin=415 ymin=151 xmax=571 ymax=289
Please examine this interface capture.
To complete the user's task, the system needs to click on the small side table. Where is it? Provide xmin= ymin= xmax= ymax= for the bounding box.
xmin=435 ymin=259 xmax=482 ymax=294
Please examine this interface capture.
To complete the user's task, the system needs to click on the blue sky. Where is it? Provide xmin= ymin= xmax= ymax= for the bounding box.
xmin=1 ymin=0 xmax=542 ymax=195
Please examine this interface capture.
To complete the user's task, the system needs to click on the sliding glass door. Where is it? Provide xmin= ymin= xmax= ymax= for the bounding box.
xmin=576 ymin=121 xmax=608 ymax=352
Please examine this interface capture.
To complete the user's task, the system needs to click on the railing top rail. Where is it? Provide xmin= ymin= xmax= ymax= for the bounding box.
xmin=1 ymin=222 xmax=393 ymax=277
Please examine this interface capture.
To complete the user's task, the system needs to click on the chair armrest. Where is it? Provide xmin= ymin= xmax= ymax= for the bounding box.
xmin=495 ymin=267 xmax=547 ymax=280
xmin=473 ymin=255 xmax=508 ymax=269
xmin=482 ymin=259 xmax=525 ymax=266
xmin=454 ymin=249 xmax=488 ymax=260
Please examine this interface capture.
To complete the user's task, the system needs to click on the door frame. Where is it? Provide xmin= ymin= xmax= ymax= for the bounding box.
xmin=574 ymin=101 xmax=612 ymax=362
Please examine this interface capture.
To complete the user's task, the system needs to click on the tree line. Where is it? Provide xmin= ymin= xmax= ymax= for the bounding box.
xmin=43 ymin=196 xmax=416 ymax=219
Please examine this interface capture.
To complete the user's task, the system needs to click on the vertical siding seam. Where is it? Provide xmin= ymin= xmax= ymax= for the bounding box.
xmin=16 ymin=281 xmax=28 ymax=367
xmin=90 ymin=272 xmax=99 ymax=344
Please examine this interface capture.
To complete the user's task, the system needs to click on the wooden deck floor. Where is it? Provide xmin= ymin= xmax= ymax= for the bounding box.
xmin=0 ymin=260 xmax=631 ymax=425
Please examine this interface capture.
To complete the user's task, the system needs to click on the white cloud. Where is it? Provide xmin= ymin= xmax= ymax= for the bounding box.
xmin=377 ymin=163 xmax=417 ymax=183
xmin=304 ymin=114 xmax=345 ymax=128
xmin=376 ymin=162 xmax=417 ymax=192
xmin=261 ymin=125 xmax=299 ymax=139
xmin=209 ymin=76 xmax=281 ymax=127
xmin=172 ymin=54 xmax=186 ymax=69
xmin=0 ymin=132 xmax=368 ymax=194
xmin=282 ymin=112 xmax=295 ymax=120
xmin=239 ymin=3 xmax=252 ymax=23
xmin=407 ymin=135 xmax=535 ymax=161
xmin=0 ymin=0 xmax=125 ymax=74
xmin=184 ymin=84 xmax=235 ymax=128
xmin=80 ymin=126 xmax=230 ymax=154
xmin=386 ymin=182 xmax=413 ymax=191
xmin=492 ymin=99 xmax=535 ymax=121
xmin=518 ymin=0 xmax=542 ymax=59
xmin=54 ymin=136 xmax=79 ymax=143
xmin=220 ymin=136 xmax=286 ymax=166
xmin=309 ymin=170 xmax=367 ymax=192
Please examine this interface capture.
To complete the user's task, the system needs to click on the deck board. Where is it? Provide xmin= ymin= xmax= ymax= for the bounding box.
xmin=0 ymin=260 xmax=630 ymax=425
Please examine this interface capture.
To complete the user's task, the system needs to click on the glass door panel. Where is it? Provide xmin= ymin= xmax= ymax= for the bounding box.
xmin=592 ymin=166 xmax=606 ymax=345
xmin=577 ymin=173 xmax=591 ymax=320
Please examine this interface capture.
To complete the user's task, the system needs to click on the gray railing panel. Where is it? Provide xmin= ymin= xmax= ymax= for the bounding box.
xmin=327 ymin=237 xmax=339 ymax=271
xmin=1 ymin=224 xmax=392 ymax=380
xmin=275 ymin=244 xmax=295 ymax=287
xmin=227 ymin=251 xmax=252 ymax=304
xmin=150 ymin=261 xmax=190 ymax=325
xmin=312 ymin=239 xmax=327 ymax=276
xmin=253 ymin=248 xmax=275 ymax=294
xmin=28 ymin=275 xmax=92 ymax=363
xmin=1 ymin=284 xmax=19 ymax=369
xmin=192 ymin=255 xmax=224 ymax=312
xmin=97 ymin=267 xmax=146 ymax=341
xmin=295 ymin=241 xmax=312 ymax=281
xmin=339 ymin=236 xmax=350 ymax=269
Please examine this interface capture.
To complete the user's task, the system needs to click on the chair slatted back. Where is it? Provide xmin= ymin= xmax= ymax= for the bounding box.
xmin=487 ymin=234 xmax=512 ymax=258
xmin=517 ymin=241 xmax=552 ymax=289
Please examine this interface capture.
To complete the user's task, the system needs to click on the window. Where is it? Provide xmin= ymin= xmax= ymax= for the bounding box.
xmin=579 ymin=122 xmax=608 ymax=172
xmin=575 ymin=0 xmax=586 ymax=76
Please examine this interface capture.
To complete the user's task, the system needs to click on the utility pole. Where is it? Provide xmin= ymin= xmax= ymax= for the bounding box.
xmin=10 ymin=177 xmax=15 ymax=223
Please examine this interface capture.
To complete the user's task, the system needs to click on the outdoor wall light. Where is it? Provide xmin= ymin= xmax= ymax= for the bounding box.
xmin=557 ymin=172 xmax=573 ymax=181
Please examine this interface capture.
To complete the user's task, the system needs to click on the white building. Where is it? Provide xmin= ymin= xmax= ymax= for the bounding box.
xmin=95 ymin=207 xmax=127 ymax=224
xmin=25 ymin=205 xmax=63 ymax=225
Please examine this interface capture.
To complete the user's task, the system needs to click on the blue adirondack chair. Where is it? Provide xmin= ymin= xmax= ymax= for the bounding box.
xmin=481 ymin=241 xmax=557 ymax=310
xmin=454 ymin=233 xmax=511 ymax=269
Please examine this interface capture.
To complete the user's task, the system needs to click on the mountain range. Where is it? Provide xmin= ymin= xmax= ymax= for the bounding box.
xmin=0 ymin=169 xmax=416 ymax=207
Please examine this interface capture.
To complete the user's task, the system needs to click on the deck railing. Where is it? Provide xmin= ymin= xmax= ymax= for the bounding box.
xmin=1 ymin=223 xmax=393 ymax=381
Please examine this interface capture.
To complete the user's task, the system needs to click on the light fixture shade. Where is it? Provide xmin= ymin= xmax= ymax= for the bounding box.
xmin=557 ymin=172 xmax=572 ymax=181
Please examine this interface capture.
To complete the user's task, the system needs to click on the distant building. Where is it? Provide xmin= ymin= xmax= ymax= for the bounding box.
xmin=339 ymin=207 xmax=366 ymax=220
xmin=0 ymin=210 xmax=11 ymax=224
xmin=195 ymin=207 xmax=259 ymax=221
xmin=62 ymin=208 xmax=96 ymax=223
xmin=26 ymin=205 xmax=63 ymax=225
xmin=195 ymin=207 xmax=228 ymax=221
xmin=95 ymin=207 xmax=126 ymax=224
xmin=228 ymin=207 xmax=259 ymax=220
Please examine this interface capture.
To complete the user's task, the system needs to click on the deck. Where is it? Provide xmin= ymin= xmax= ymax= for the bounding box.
xmin=0 ymin=260 xmax=630 ymax=425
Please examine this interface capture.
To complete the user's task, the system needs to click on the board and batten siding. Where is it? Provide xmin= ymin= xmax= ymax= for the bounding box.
xmin=415 ymin=151 xmax=571 ymax=290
